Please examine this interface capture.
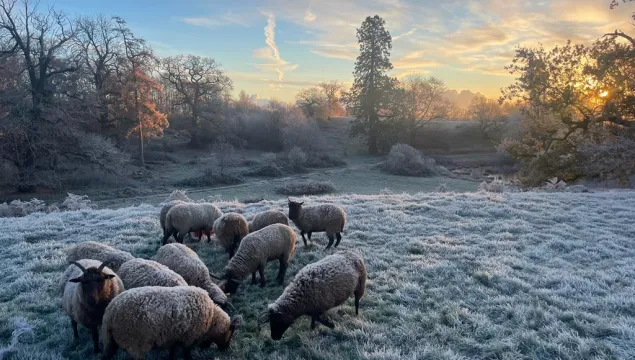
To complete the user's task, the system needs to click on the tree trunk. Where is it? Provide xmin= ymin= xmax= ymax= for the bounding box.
xmin=368 ymin=114 xmax=379 ymax=155
xmin=133 ymin=71 xmax=144 ymax=167
xmin=409 ymin=124 xmax=417 ymax=147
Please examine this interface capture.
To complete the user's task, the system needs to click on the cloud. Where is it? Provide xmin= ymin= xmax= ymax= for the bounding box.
xmin=393 ymin=57 xmax=442 ymax=70
xmin=181 ymin=11 xmax=250 ymax=28
xmin=254 ymin=11 xmax=298 ymax=88
xmin=310 ymin=48 xmax=358 ymax=60
xmin=304 ymin=9 xmax=316 ymax=23
xmin=393 ymin=28 xmax=417 ymax=41
xmin=445 ymin=23 xmax=511 ymax=51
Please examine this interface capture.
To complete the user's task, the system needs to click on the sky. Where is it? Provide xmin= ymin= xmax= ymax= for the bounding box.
xmin=46 ymin=0 xmax=631 ymax=102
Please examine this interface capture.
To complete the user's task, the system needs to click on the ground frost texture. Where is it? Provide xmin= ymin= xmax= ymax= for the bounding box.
xmin=1 ymin=192 xmax=634 ymax=359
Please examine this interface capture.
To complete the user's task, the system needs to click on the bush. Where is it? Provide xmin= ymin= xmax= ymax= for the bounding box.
xmin=175 ymin=168 xmax=244 ymax=188
xmin=275 ymin=180 xmax=336 ymax=196
xmin=305 ymin=153 xmax=347 ymax=168
xmin=288 ymin=147 xmax=307 ymax=169
xmin=245 ymin=164 xmax=284 ymax=177
xmin=0 ymin=193 xmax=95 ymax=218
xmin=380 ymin=144 xmax=436 ymax=177
xmin=478 ymin=180 xmax=505 ymax=193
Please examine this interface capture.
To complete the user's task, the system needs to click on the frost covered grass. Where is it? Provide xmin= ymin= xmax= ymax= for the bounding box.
xmin=1 ymin=191 xmax=635 ymax=359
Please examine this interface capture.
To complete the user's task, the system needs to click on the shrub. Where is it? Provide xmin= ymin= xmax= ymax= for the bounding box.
xmin=305 ymin=153 xmax=347 ymax=168
xmin=288 ymin=146 xmax=307 ymax=169
xmin=275 ymin=180 xmax=336 ymax=196
xmin=380 ymin=144 xmax=436 ymax=177
xmin=175 ymin=168 xmax=244 ymax=188
xmin=245 ymin=164 xmax=284 ymax=177
xmin=0 ymin=193 xmax=95 ymax=218
xmin=478 ymin=180 xmax=505 ymax=193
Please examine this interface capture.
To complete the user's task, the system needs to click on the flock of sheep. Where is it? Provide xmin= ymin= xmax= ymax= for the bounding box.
xmin=58 ymin=192 xmax=368 ymax=360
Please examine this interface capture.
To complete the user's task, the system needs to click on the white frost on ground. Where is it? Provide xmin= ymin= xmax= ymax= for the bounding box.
xmin=1 ymin=191 xmax=635 ymax=359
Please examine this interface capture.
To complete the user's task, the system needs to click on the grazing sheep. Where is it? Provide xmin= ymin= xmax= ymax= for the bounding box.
xmin=65 ymin=241 xmax=134 ymax=272
xmin=163 ymin=203 xmax=222 ymax=245
xmin=154 ymin=243 xmax=228 ymax=307
xmin=101 ymin=286 xmax=242 ymax=360
xmin=59 ymin=259 xmax=124 ymax=353
xmin=249 ymin=209 xmax=289 ymax=232
xmin=287 ymin=199 xmax=346 ymax=249
xmin=259 ymin=250 xmax=366 ymax=340
xmin=160 ymin=199 xmax=185 ymax=240
xmin=213 ymin=212 xmax=249 ymax=259
xmin=117 ymin=258 xmax=187 ymax=289
xmin=216 ymin=223 xmax=296 ymax=295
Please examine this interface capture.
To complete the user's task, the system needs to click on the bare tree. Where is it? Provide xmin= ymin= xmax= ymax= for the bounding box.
xmin=159 ymin=54 xmax=232 ymax=147
xmin=400 ymin=75 xmax=452 ymax=146
xmin=76 ymin=15 xmax=122 ymax=134
xmin=0 ymin=0 xmax=80 ymax=185
xmin=318 ymin=81 xmax=342 ymax=117
xmin=0 ymin=0 xmax=78 ymax=116
xmin=468 ymin=95 xmax=507 ymax=140
xmin=295 ymin=87 xmax=326 ymax=119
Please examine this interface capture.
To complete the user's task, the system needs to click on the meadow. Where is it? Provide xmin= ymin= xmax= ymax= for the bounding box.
xmin=1 ymin=191 xmax=635 ymax=359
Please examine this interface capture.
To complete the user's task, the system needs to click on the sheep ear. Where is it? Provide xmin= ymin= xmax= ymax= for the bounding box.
xmin=69 ymin=277 xmax=82 ymax=283
xmin=299 ymin=202 xmax=304 ymax=205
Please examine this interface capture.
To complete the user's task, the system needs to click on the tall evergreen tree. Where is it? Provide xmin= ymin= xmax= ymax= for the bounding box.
xmin=342 ymin=15 xmax=396 ymax=154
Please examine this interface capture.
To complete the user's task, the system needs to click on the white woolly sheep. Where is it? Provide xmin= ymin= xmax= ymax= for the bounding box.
xmin=216 ymin=223 xmax=296 ymax=295
xmin=248 ymin=209 xmax=289 ymax=232
xmin=163 ymin=203 xmax=222 ymax=245
xmin=59 ymin=259 xmax=124 ymax=353
xmin=154 ymin=243 xmax=228 ymax=308
xmin=65 ymin=241 xmax=134 ymax=272
xmin=160 ymin=199 xmax=185 ymax=240
xmin=213 ymin=212 xmax=249 ymax=259
xmin=287 ymin=199 xmax=346 ymax=249
xmin=260 ymin=250 xmax=366 ymax=340
xmin=117 ymin=258 xmax=187 ymax=289
xmin=101 ymin=286 xmax=242 ymax=360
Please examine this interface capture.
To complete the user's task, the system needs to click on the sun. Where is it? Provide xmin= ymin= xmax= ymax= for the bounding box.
xmin=599 ymin=90 xmax=609 ymax=98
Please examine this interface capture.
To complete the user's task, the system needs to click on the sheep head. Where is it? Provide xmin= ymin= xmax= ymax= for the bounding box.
xmin=287 ymin=198 xmax=304 ymax=220
xmin=68 ymin=260 xmax=116 ymax=307
xmin=262 ymin=304 xmax=294 ymax=340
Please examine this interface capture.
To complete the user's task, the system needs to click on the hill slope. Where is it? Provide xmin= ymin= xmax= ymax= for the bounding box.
xmin=1 ymin=191 xmax=634 ymax=359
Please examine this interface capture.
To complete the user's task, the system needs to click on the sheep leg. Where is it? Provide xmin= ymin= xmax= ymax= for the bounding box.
xmin=176 ymin=231 xmax=186 ymax=244
xmin=91 ymin=327 xmax=100 ymax=353
xmin=258 ymin=265 xmax=266 ymax=287
xmin=316 ymin=314 xmax=335 ymax=329
xmin=168 ymin=344 xmax=179 ymax=360
xmin=310 ymin=315 xmax=317 ymax=330
xmin=251 ymin=272 xmax=258 ymax=284
xmin=182 ymin=346 xmax=192 ymax=360
xmin=325 ymin=234 xmax=335 ymax=250
xmin=277 ymin=259 xmax=288 ymax=285
xmin=71 ymin=319 xmax=78 ymax=339
xmin=335 ymin=233 xmax=342 ymax=247
xmin=354 ymin=294 xmax=361 ymax=315
xmin=100 ymin=340 xmax=118 ymax=360
xmin=162 ymin=232 xmax=171 ymax=246
xmin=300 ymin=231 xmax=308 ymax=247
xmin=308 ymin=232 xmax=312 ymax=240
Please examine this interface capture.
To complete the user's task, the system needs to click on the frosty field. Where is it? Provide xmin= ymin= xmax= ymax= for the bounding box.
xmin=1 ymin=191 xmax=635 ymax=360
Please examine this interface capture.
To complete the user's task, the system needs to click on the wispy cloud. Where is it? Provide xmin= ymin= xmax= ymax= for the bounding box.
xmin=393 ymin=27 xmax=417 ymax=41
xmin=253 ymin=11 xmax=297 ymax=88
xmin=181 ymin=11 xmax=250 ymax=28
xmin=304 ymin=9 xmax=316 ymax=23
